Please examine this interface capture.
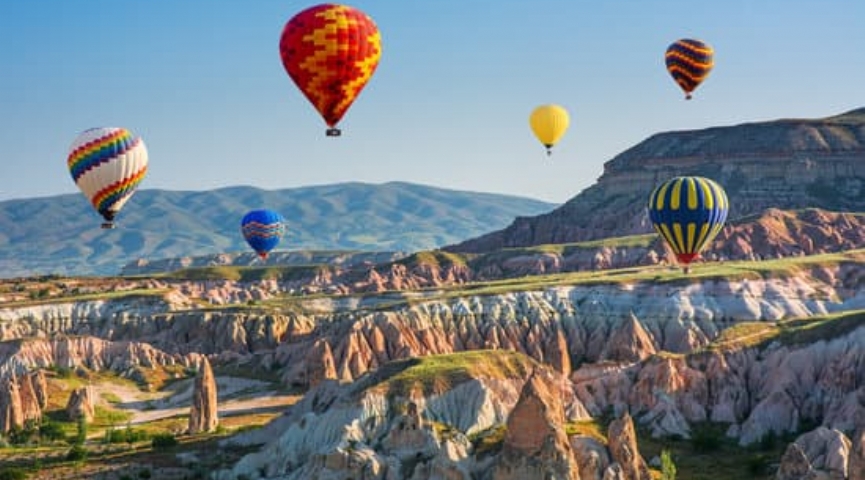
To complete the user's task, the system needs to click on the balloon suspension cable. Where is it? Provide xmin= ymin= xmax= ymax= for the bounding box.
xmin=326 ymin=128 xmax=342 ymax=137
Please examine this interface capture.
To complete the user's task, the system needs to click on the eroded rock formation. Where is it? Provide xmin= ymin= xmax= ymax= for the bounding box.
xmin=491 ymin=370 xmax=580 ymax=480
xmin=66 ymin=386 xmax=95 ymax=422
xmin=188 ymin=356 xmax=218 ymax=434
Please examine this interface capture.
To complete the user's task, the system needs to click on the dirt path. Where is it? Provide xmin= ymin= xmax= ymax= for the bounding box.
xmin=129 ymin=392 xmax=298 ymax=424
xmin=89 ymin=375 xmax=300 ymax=425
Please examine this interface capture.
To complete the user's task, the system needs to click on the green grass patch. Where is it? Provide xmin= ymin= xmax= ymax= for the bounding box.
xmin=92 ymin=407 xmax=133 ymax=429
xmin=565 ymin=419 xmax=607 ymax=442
xmin=775 ymin=309 xmax=865 ymax=346
xmin=638 ymin=422 xmax=782 ymax=480
xmin=159 ymin=264 xmax=337 ymax=283
xmin=0 ymin=288 xmax=169 ymax=308
xmin=710 ymin=322 xmax=780 ymax=350
xmin=401 ymin=250 xmax=469 ymax=269
xmin=468 ymin=424 xmax=507 ymax=457
xmin=366 ymin=350 xmax=535 ymax=396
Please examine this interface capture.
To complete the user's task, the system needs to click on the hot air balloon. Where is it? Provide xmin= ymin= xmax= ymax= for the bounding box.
xmin=241 ymin=209 xmax=286 ymax=260
xmin=665 ymin=39 xmax=714 ymax=100
xmin=529 ymin=104 xmax=570 ymax=156
xmin=67 ymin=127 xmax=148 ymax=229
xmin=647 ymin=176 xmax=728 ymax=273
xmin=279 ymin=3 xmax=382 ymax=136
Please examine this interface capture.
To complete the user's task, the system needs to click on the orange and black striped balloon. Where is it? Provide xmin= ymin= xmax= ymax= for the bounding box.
xmin=279 ymin=4 xmax=381 ymax=135
xmin=665 ymin=39 xmax=714 ymax=100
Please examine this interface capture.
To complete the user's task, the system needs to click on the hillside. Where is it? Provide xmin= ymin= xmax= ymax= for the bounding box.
xmin=448 ymin=107 xmax=865 ymax=253
xmin=0 ymin=182 xmax=556 ymax=278
xmin=2 ymin=251 xmax=865 ymax=479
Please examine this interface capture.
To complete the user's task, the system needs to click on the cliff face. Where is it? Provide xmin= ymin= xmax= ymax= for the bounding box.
xmin=449 ymin=108 xmax=865 ymax=252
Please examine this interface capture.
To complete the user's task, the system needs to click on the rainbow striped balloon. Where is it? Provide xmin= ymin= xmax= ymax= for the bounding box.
xmin=67 ymin=127 xmax=148 ymax=228
xmin=241 ymin=209 xmax=286 ymax=260
xmin=665 ymin=39 xmax=714 ymax=99
xmin=647 ymin=176 xmax=728 ymax=270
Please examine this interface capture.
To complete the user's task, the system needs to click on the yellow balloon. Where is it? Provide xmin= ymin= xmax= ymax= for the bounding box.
xmin=529 ymin=104 xmax=570 ymax=155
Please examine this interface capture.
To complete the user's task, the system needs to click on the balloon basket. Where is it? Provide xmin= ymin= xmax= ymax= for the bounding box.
xmin=101 ymin=222 xmax=116 ymax=229
xmin=326 ymin=128 xmax=342 ymax=137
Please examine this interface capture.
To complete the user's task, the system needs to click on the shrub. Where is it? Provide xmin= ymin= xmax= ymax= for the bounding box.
xmin=104 ymin=426 xmax=149 ymax=445
xmin=0 ymin=467 xmax=28 ymax=480
xmin=690 ymin=425 xmax=723 ymax=453
xmin=73 ymin=417 xmax=87 ymax=446
xmin=66 ymin=444 xmax=88 ymax=462
xmin=747 ymin=454 xmax=770 ymax=475
xmin=758 ymin=431 xmax=777 ymax=451
xmin=660 ymin=449 xmax=677 ymax=480
xmin=151 ymin=433 xmax=178 ymax=449
xmin=39 ymin=420 xmax=66 ymax=442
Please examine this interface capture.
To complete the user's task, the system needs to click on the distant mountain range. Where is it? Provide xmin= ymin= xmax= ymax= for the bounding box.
xmin=0 ymin=182 xmax=557 ymax=278
xmin=448 ymin=107 xmax=865 ymax=252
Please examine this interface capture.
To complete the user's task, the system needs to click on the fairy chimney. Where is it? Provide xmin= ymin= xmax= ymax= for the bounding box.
xmin=188 ymin=357 xmax=218 ymax=434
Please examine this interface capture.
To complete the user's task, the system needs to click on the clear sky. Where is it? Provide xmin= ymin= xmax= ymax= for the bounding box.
xmin=1 ymin=0 xmax=863 ymax=204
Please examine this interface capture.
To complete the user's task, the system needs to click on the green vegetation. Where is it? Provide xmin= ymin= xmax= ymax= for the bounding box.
xmin=565 ymin=420 xmax=607 ymax=442
xmin=0 ymin=288 xmax=169 ymax=308
xmin=775 ymin=309 xmax=865 ymax=346
xmin=150 ymin=433 xmax=179 ymax=450
xmin=703 ymin=309 xmax=865 ymax=352
xmin=660 ymin=449 xmax=677 ymax=480
xmin=160 ymin=264 xmax=335 ymax=284
xmin=398 ymin=250 xmax=469 ymax=269
xmin=401 ymin=248 xmax=865 ymax=305
xmin=468 ymin=424 xmax=507 ymax=457
xmin=709 ymin=322 xmax=779 ymax=350
xmin=0 ymin=467 xmax=28 ymax=480
xmin=368 ymin=350 xmax=535 ymax=396
xmin=639 ymin=422 xmax=783 ymax=480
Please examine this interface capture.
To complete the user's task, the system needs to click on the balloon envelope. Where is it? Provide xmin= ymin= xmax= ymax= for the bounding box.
xmin=647 ymin=176 xmax=728 ymax=267
xmin=241 ymin=209 xmax=286 ymax=259
xmin=529 ymin=104 xmax=570 ymax=155
xmin=665 ymin=39 xmax=714 ymax=99
xmin=279 ymin=3 xmax=382 ymax=135
xmin=67 ymin=127 xmax=148 ymax=228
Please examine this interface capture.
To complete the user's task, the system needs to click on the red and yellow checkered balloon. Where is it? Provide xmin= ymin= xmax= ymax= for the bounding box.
xmin=279 ymin=4 xmax=381 ymax=134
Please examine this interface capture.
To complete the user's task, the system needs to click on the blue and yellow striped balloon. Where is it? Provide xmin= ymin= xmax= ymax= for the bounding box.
xmin=665 ymin=39 xmax=714 ymax=100
xmin=241 ymin=209 xmax=286 ymax=259
xmin=647 ymin=176 xmax=728 ymax=269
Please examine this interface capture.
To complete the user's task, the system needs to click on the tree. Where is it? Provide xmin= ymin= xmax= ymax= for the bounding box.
xmin=74 ymin=417 xmax=88 ymax=445
xmin=661 ymin=449 xmax=677 ymax=480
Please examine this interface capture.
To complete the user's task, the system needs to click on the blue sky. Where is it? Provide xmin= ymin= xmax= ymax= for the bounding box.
xmin=1 ymin=0 xmax=863 ymax=204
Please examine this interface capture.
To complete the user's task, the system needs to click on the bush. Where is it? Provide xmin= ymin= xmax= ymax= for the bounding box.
xmin=660 ymin=449 xmax=677 ymax=480
xmin=0 ymin=467 xmax=28 ymax=480
xmin=104 ymin=427 xmax=149 ymax=445
xmin=758 ymin=431 xmax=777 ymax=451
xmin=66 ymin=444 xmax=88 ymax=462
xmin=690 ymin=426 xmax=723 ymax=453
xmin=39 ymin=420 xmax=66 ymax=442
xmin=74 ymin=417 xmax=87 ymax=446
xmin=747 ymin=454 xmax=770 ymax=475
xmin=151 ymin=433 xmax=178 ymax=449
